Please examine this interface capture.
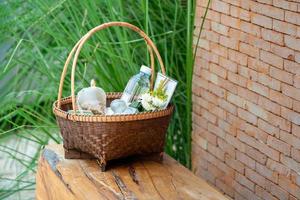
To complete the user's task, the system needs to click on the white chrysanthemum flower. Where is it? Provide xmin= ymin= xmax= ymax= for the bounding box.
xmin=141 ymin=93 xmax=155 ymax=111
xmin=152 ymin=97 xmax=165 ymax=108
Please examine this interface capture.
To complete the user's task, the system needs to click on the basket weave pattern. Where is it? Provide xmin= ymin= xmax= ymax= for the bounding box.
xmin=53 ymin=22 xmax=174 ymax=171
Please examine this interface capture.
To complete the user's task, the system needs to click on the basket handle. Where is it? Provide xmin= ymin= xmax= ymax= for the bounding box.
xmin=57 ymin=22 xmax=166 ymax=110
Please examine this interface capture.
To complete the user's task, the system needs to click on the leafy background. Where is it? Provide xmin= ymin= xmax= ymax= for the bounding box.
xmin=0 ymin=0 xmax=210 ymax=199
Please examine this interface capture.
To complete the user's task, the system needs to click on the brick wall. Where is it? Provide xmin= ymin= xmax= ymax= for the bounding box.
xmin=192 ymin=0 xmax=300 ymax=199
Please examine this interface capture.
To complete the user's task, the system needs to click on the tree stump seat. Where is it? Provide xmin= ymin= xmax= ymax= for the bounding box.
xmin=36 ymin=144 xmax=229 ymax=200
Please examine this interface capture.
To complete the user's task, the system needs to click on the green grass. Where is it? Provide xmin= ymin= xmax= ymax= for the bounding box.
xmin=0 ymin=0 xmax=209 ymax=199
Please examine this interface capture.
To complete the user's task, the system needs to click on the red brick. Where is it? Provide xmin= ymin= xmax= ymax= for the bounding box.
xmin=246 ymin=101 xmax=268 ymax=121
xmin=219 ymin=56 xmax=238 ymax=72
xmin=258 ymin=96 xmax=280 ymax=115
xmin=211 ymin=0 xmax=230 ymax=14
xmin=246 ymin=145 xmax=267 ymax=165
xmin=270 ymin=66 xmax=294 ymax=85
xmin=229 ymin=28 xmax=248 ymax=42
xmin=248 ymin=35 xmax=271 ymax=51
xmin=248 ymin=57 xmax=269 ymax=74
xmin=194 ymin=37 xmax=210 ymax=50
xmin=285 ymin=35 xmax=300 ymax=52
xmin=208 ymin=82 xmax=226 ymax=97
xmin=197 ymin=48 xmax=219 ymax=63
xmin=270 ymin=89 xmax=292 ymax=108
xmin=291 ymin=124 xmax=300 ymax=138
xmin=228 ymin=49 xmax=248 ymax=65
xmin=247 ymin=80 xmax=269 ymax=97
xmin=228 ymin=72 xmax=248 ymax=87
xmin=207 ymin=143 xmax=225 ymax=161
xmin=236 ymin=151 xmax=256 ymax=169
xmin=256 ymin=162 xmax=278 ymax=183
xmin=267 ymin=112 xmax=291 ymax=132
xmin=208 ymin=122 xmax=225 ymax=139
xmin=226 ymin=133 xmax=246 ymax=152
xmin=238 ymin=86 xmax=259 ymax=104
xmin=218 ymin=98 xmax=237 ymax=115
xmin=200 ymin=87 xmax=218 ymax=104
xmin=266 ymin=180 xmax=289 ymax=200
xmin=201 ymin=108 xmax=217 ymax=124
xmin=209 ymin=63 xmax=227 ymax=79
xmin=225 ymin=154 xmax=245 ymax=174
xmin=258 ymin=119 xmax=280 ymax=137
xmin=257 ymin=0 xmax=272 ymax=4
xmin=281 ymin=106 xmax=300 ymax=125
xmin=218 ymin=118 xmax=237 ymax=136
xmin=283 ymin=83 xmax=300 ymax=100
xmin=260 ymin=50 xmax=283 ymax=69
xmin=284 ymin=60 xmax=300 ymax=75
xmin=218 ymin=77 xmax=238 ymax=94
xmin=257 ymin=141 xmax=280 ymax=161
xmin=245 ymin=168 xmax=266 ymax=189
xmin=235 ymin=172 xmax=255 ymax=191
xmin=262 ymin=28 xmax=284 ymax=45
xmin=221 ymin=14 xmax=241 ymax=29
xmin=230 ymin=5 xmax=250 ymax=21
xmin=219 ymin=35 xmax=239 ymax=50
xmin=238 ymin=108 xmax=258 ymax=125
xmin=285 ymin=11 xmax=300 ymax=26
xmin=211 ymin=21 xmax=229 ymax=36
xmin=251 ymin=13 xmax=272 ymax=29
xmin=201 ymin=8 xmax=220 ymax=22
xmin=238 ymin=66 xmax=258 ymax=82
xmin=280 ymin=130 xmax=300 ymax=149
xmin=240 ymin=21 xmax=261 ymax=36
xmin=255 ymin=185 xmax=277 ymax=200
xmin=211 ymin=106 xmax=226 ymax=120
xmin=270 ymin=44 xmax=295 ymax=60
xmin=278 ymin=175 xmax=300 ymax=199
xmin=267 ymin=135 xmax=291 ymax=155
xmin=210 ymin=42 xmax=228 ymax=58
xmin=239 ymin=42 xmax=259 ymax=58
xmin=217 ymin=138 xmax=235 ymax=157
xmin=237 ymin=130 xmax=257 ymax=147
xmin=291 ymin=148 xmax=300 ymax=163
xmin=192 ymin=132 xmax=208 ymax=150
xmin=233 ymin=181 xmax=261 ymax=200
xmin=250 ymin=1 xmax=284 ymax=20
xmin=293 ymin=100 xmax=300 ymax=113
xmin=194 ymin=123 xmax=217 ymax=145
xmin=273 ymin=19 xmax=298 ymax=36
xmin=240 ymin=1 xmax=250 ymax=10
xmin=273 ymin=0 xmax=298 ymax=12
xmin=294 ymin=75 xmax=300 ymax=89
xmin=266 ymin=158 xmax=290 ymax=176
xmin=216 ymin=179 xmax=235 ymax=198
xmin=243 ymin=122 xmax=268 ymax=143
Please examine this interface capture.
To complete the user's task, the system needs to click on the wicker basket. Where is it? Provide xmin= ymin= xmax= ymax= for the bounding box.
xmin=53 ymin=22 xmax=174 ymax=171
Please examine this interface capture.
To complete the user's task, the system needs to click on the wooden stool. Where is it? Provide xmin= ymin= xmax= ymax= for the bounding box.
xmin=36 ymin=144 xmax=229 ymax=200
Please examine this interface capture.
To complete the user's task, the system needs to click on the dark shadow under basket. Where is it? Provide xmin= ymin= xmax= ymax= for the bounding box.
xmin=53 ymin=93 xmax=174 ymax=171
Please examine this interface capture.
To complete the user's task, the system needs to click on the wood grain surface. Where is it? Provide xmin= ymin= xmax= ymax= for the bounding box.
xmin=36 ymin=144 xmax=229 ymax=200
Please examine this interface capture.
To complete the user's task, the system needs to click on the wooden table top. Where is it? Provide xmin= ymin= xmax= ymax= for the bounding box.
xmin=36 ymin=144 xmax=229 ymax=200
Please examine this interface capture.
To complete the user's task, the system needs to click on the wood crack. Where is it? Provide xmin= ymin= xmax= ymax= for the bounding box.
xmin=112 ymin=171 xmax=137 ymax=200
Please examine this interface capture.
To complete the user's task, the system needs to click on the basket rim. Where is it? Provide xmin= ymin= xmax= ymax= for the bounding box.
xmin=53 ymin=92 xmax=174 ymax=122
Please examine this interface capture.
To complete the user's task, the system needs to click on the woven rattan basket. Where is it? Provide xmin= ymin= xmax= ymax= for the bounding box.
xmin=53 ymin=22 xmax=174 ymax=171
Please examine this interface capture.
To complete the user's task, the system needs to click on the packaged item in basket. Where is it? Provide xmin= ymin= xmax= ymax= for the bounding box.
xmin=154 ymin=73 xmax=177 ymax=109
xmin=140 ymin=73 xmax=177 ymax=111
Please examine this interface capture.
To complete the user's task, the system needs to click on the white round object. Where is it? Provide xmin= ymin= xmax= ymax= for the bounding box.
xmin=77 ymin=80 xmax=106 ymax=114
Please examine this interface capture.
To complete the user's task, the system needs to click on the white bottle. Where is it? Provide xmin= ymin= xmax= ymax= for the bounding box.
xmin=121 ymin=65 xmax=151 ymax=104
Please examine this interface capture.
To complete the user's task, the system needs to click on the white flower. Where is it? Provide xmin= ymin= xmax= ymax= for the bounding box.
xmin=140 ymin=92 xmax=166 ymax=111
xmin=152 ymin=97 xmax=165 ymax=108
